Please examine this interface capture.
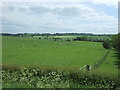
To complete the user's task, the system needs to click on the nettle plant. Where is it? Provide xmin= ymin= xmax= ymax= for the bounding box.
xmin=2 ymin=68 xmax=119 ymax=88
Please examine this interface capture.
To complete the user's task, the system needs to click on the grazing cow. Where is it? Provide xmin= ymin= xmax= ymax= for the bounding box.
xmin=79 ymin=65 xmax=91 ymax=72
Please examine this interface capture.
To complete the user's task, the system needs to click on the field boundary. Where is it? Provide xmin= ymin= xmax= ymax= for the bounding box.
xmin=93 ymin=49 xmax=110 ymax=69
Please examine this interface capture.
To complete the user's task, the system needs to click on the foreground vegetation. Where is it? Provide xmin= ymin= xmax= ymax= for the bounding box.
xmin=2 ymin=67 xmax=119 ymax=88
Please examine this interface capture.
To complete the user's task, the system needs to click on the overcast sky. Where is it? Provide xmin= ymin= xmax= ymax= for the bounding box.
xmin=1 ymin=0 xmax=119 ymax=34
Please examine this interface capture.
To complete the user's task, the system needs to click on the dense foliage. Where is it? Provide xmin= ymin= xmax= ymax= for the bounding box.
xmin=2 ymin=68 xmax=119 ymax=88
xmin=102 ymin=41 xmax=110 ymax=49
xmin=111 ymin=33 xmax=120 ymax=51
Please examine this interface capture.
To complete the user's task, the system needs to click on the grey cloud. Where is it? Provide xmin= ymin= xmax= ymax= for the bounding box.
xmin=18 ymin=5 xmax=81 ymax=17
xmin=37 ymin=26 xmax=72 ymax=33
xmin=2 ymin=25 xmax=25 ymax=33
xmin=2 ymin=18 xmax=28 ymax=27
xmin=3 ymin=3 xmax=84 ymax=17
xmin=30 ymin=6 xmax=51 ymax=14
xmin=2 ymin=6 xmax=15 ymax=13
xmin=53 ymin=7 xmax=80 ymax=17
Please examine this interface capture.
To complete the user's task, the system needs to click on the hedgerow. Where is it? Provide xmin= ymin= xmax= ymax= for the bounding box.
xmin=2 ymin=68 xmax=119 ymax=88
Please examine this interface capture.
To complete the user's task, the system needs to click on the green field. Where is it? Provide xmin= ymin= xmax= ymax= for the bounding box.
xmin=2 ymin=36 xmax=118 ymax=76
xmin=2 ymin=36 xmax=119 ymax=88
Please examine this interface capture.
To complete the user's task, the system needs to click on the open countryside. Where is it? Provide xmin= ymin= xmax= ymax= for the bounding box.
xmin=2 ymin=33 xmax=119 ymax=88
xmin=1 ymin=1 xmax=119 ymax=89
xmin=2 ymin=36 xmax=118 ymax=73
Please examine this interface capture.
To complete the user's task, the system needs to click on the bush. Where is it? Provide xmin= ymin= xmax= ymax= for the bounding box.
xmin=102 ymin=41 xmax=110 ymax=49
xmin=2 ymin=68 xmax=119 ymax=88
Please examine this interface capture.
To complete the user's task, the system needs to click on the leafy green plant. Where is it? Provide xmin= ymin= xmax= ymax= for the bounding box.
xmin=2 ymin=68 xmax=119 ymax=88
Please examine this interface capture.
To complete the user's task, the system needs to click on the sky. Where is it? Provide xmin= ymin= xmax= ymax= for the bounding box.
xmin=1 ymin=0 xmax=119 ymax=34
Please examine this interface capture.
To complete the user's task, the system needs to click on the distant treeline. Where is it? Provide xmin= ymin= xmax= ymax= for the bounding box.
xmin=73 ymin=36 xmax=105 ymax=42
xmin=1 ymin=33 xmax=113 ymax=37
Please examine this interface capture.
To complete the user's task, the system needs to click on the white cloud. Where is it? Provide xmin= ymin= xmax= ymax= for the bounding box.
xmin=1 ymin=2 xmax=118 ymax=34
xmin=91 ymin=0 xmax=119 ymax=7
xmin=2 ymin=0 xmax=119 ymax=7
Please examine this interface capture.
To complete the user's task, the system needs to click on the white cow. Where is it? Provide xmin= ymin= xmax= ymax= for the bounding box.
xmin=79 ymin=65 xmax=91 ymax=71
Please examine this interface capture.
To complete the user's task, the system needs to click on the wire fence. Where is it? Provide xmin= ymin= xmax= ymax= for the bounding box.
xmin=93 ymin=49 xmax=110 ymax=69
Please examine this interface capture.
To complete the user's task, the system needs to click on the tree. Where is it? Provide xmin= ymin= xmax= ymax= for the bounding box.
xmin=102 ymin=41 xmax=110 ymax=49
xmin=111 ymin=33 xmax=120 ymax=68
xmin=111 ymin=34 xmax=120 ymax=51
xmin=81 ymin=36 xmax=88 ymax=41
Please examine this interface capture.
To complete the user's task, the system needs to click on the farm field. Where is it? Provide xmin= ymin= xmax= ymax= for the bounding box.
xmin=2 ymin=36 xmax=118 ymax=76
xmin=2 ymin=36 xmax=119 ymax=88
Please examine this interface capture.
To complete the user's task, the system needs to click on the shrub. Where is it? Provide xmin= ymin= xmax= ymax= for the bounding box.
xmin=102 ymin=41 xmax=110 ymax=49
xmin=2 ymin=68 xmax=119 ymax=88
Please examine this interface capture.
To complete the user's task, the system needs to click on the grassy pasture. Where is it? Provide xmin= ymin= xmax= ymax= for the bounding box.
xmin=2 ymin=36 xmax=119 ymax=88
xmin=2 ymin=36 xmax=118 ymax=76
xmin=98 ymin=50 xmax=118 ymax=77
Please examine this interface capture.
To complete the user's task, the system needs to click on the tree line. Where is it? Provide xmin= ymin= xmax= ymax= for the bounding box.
xmin=102 ymin=33 xmax=120 ymax=50
xmin=1 ymin=33 xmax=112 ymax=37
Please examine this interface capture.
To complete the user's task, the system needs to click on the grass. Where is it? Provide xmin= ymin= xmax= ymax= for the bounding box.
xmin=98 ymin=50 xmax=118 ymax=77
xmin=2 ymin=36 xmax=108 ymax=69
xmin=2 ymin=36 xmax=118 ymax=72
xmin=2 ymin=36 xmax=119 ymax=88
